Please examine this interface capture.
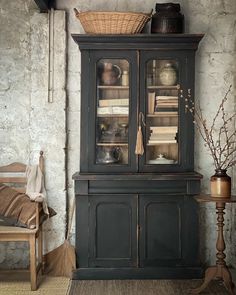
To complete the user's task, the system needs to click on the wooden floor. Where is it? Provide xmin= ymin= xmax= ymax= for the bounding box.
xmin=68 ymin=279 xmax=228 ymax=295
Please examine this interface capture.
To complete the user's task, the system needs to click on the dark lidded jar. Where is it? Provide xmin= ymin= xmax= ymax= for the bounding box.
xmin=210 ymin=169 xmax=231 ymax=198
xmin=151 ymin=3 xmax=184 ymax=34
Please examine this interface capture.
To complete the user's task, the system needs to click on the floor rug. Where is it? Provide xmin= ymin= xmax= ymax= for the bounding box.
xmin=0 ymin=271 xmax=70 ymax=295
xmin=68 ymin=279 xmax=228 ymax=295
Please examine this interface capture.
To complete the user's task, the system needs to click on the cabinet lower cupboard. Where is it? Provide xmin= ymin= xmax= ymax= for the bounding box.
xmin=72 ymin=34 xmax=204 ymax=279
xmin=73 ymin=174 xmax=202 ymax=279
xmin=88 ymin=194 xmax=137 ymax=268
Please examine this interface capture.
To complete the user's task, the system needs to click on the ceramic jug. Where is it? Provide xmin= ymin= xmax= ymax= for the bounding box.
xmin=159 ymin=63 xmax=177 ymax=86
xmin=101 ymin=62 xmax=121 ymax=85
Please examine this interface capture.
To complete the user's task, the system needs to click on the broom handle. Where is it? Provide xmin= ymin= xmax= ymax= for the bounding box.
xmin=66 ymin=197 xmax=75 ymax=240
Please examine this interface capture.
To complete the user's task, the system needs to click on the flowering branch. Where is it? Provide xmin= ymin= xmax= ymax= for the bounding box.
xmin=185 ymin=85 xmax=236 ymax=170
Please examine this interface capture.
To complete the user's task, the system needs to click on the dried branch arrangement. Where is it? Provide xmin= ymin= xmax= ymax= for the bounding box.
xmin=185 ymin=85 xmax=236 ymax=170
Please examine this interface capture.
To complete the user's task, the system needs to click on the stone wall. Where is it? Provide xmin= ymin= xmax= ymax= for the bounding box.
xmin=0 ymin=1 xmax=66 ymax=268
xmin=0 ymin=0 xmax=235 ymax=268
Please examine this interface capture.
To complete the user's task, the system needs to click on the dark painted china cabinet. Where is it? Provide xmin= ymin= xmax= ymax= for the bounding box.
xmin=72 ymin=34 xmax=204 ymax=279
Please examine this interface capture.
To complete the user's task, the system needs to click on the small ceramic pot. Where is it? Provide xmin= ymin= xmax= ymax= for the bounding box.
xmin=210 ymin=169 xmax=231 ymax=198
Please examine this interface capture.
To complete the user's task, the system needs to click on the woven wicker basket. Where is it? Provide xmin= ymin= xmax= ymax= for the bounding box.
xmin=74 ymin=8 xmax=152 ymax=34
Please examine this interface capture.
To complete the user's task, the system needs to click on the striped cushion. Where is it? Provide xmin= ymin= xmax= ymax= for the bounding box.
xmin=0 ymin=184 xmax=38 ymax=229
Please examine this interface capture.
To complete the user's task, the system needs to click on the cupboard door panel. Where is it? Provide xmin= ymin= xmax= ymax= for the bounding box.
xmin=139 ymin=195 xmax=184 ymax=267
xmin=85 ymin=50 xmax=138 ymax=173
xmin=139 ymin=50 xmax=195 ymax=172
xmin=89 ymin=194 xmax=137 ymax=267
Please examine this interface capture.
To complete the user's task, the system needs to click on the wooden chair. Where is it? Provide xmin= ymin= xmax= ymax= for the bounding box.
xmin=0 ymin=151 xmax=44 ymax=291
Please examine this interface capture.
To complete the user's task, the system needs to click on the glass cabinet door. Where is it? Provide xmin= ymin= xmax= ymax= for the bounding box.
xmin=96 ymin=58 xmax=130 ymax=165
xmin=144 ymin=58 xmax=180 ymax=168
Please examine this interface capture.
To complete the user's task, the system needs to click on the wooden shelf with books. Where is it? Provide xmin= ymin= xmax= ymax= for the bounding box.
xmin=97 ymin=106 xmax=129 ymax=116
xmin=147 ymin=92 xmax=179 ymax=115
xmin=99 ymin=98 xmax=129 ymax=107
xmin=148 ymin=126 xmax=178 ymax=146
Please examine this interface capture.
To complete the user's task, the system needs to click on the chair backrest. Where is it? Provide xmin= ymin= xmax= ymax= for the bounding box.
xmin=0 ymin=151 xmax=44 ymax=193
xmin=0 ymin=151 xmax=44 ymax=228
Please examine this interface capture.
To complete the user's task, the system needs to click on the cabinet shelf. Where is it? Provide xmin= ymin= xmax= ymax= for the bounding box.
xmin=147 ymin=112 xmax=178 ymax=117
xmin=97 ymin=114 xmax=129 ymax=118
xmin=98 ymin=85 xmax=129 ymax=90
xmin=97 ymin=143 xmax=128 ymax=146
xmin=147 ymin=142 xmax=177 ymax=146
xmin=147 ymin=85 xmax=180 ymax=90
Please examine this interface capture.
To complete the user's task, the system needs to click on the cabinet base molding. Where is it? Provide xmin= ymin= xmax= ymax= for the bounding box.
xmin=72 ymin=267 xmax=203 ymax=280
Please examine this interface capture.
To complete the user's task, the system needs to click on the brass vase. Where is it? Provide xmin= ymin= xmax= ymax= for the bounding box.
xmin=210 ymin=169 xmax=231 ymax=198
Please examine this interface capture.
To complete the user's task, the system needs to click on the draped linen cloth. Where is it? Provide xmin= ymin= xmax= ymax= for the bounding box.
xmin=26 ymin=165 xmax=49 ymax=215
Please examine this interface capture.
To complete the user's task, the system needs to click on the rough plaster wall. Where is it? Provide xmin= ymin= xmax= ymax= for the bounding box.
xmin=0 ymin=0 xmax=235 ymax=269
xmin=0 ymin=1 xmax=66 ymax=268
xmin=55 ymin=0 xmax=236 ymax=266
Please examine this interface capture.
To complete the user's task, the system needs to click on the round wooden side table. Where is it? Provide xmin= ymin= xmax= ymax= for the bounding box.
xmin=191 ymin=194 xmax=236 ymax=295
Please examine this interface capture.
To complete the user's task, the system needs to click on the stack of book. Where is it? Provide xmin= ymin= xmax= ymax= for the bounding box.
xmin=148 ymin=126 xmax=178 ymax=144
xmin=97 ymin=98 xmax=129 ymax=115
xmin=155 ymin=96 xmax=178 ymax=112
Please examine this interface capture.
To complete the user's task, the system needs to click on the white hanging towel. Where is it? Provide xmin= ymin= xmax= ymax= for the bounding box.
xmin=26 ymin=165 xmax=49 ymax=215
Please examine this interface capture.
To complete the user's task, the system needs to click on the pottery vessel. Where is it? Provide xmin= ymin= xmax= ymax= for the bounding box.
xmin=210 ymin=169 xmax=231 ymax=198
xmin=101 ymin=62 xmax=121 ymax=85
xmin=159 ymin=63 xmax=177 ymax=86
xmin=151 ymin=3 xmax=184 ymax=34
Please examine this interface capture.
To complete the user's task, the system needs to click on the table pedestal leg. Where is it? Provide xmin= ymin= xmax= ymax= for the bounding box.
xmin=222 ymin=266 xmax=236 ymax=295
xmin=190 ymin=265 xmax=235 ymax=294
xmin=190 ymin=202 xmax=236 ymax=294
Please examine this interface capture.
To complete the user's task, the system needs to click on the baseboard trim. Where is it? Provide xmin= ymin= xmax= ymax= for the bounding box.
xmin=72 ymin=267 xmax=203 ymax=280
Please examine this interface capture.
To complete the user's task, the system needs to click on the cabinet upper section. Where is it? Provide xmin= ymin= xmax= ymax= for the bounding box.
xmin=72 ymin=34 xmax=204 ymax=173
xmin=72 ymin=34 xmax=204 ymax=50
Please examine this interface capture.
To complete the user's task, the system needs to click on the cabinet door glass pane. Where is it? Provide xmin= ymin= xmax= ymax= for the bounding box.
xmin=96 ymin=59 xmax=130 ymax=165
xmin=145 ymin=59 xmax=179 ymax=165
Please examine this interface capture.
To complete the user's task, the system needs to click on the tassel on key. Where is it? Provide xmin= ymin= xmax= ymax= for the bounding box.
xmin=135 ymin=126 xmax=144 ymax=155
xmin=135 ymin=112 xmax=145 ymax=155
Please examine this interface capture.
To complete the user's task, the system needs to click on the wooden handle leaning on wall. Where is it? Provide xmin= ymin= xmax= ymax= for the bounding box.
xmin=39 ymin=151 xmax=44 ymax=173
